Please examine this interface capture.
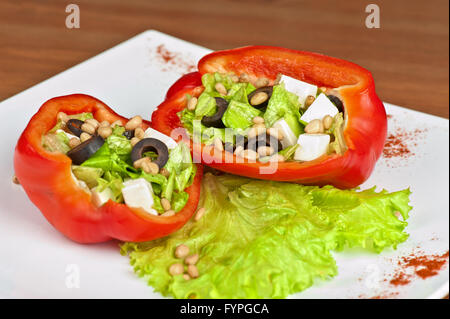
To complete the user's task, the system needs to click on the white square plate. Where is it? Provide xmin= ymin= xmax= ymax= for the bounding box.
xmin=0 ymin=30 xmax=448 ymax=299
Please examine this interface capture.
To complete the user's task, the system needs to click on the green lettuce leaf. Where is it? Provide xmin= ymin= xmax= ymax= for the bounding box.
xmin=96 ymin=171 xmax=124 ymax=203
xmin=264 ymin=84 xmax=303 ymax=135
xmin=222 ymin=100 xmax=261 ymax=130
xmin=121 ymin=173 xmax=411 ymax=299
xmin=72 ymin=166 xmax=103 ymax=189
xmin=327 ymin=113 xmax=347 ymax=155
xmin=42 ymin=133 xmax=70 ymax=154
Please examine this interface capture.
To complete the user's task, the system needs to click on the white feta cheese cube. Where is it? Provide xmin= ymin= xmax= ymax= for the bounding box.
xmin=143 ymin=128 xmax=178 ymax=149
xmin=294 ymin=134 xmax=330 ymax=161
xmin=273 ymin=119 xmax=298 ymax=148
xmin=300 ymin=93 xmax=339 ymax=123
xmin=279 ymin=75 xmax=318 ymax=105
xmin=91 ymin=187 xmax=114 ymax=207
xmin=122 ymin=178 xmax=157 ymax=215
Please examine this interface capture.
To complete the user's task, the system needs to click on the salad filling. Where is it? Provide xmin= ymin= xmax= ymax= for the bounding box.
xmin=179 ymin=72 xmax=347 ymax=162
xmin=42 ymin=112 xmax=196 ymax=216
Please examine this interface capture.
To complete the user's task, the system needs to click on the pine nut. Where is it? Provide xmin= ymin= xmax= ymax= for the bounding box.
xmin=254 ymin=77 xmax=269 ymax=88
xmin=85 ymin=118 xmax=100 ymax=130
xmin=323 ymin=115 xmax=334 ymax=130
xmin=143 ymin=162 xmax=159 ymax=175
xmin=239 ymin=73 xmax=250 ymax=83
xmin=175 ymin=244 xmax=189 ymax=259
xmin=234 ymin=145 xmax=244 ymax=157
xmin=269 ymin=154 xmax=285 ymax=162
xmin=160 ymin=167 xmax=170 ymax=177
xmin=187 ymin=264 xmax=199 ymax=278
xmin=183 ymin=274 xmax=191 ymax=280
xmin=253 ymin=123 xmax=266 ymax=130
xmin=231 ymin=74 xmax=239 ymax=83
xmin=215 ymin=83 xmax=227 ymax=95
xmin=185 ymin=254 xmax=199 ymax=265
xmin=98 ymin=126 xmax=112 ymax=139
xmin=304 ymin=95 xmax=315 ymax=108
xmin=161 ymin=198 xmax=172 ymax=211
xmin=162 ymin=210 xmax=175 ymax=217
xmin=195 ymin=207 xmax=205 ymax=221
xmin=125 ymin=116 xmax=142 ymax=131
xmin=80 ymin=132 xmax=91 ymax=142
xmin=250 ymin=92 xmax=269 ymax=106
xmin=257 ymin=146 xmax=274 ymax=157
xmin=274 ymin=73 xmax=282 ymax=85
xmin=99 ymin=121 xmax=110 ymax=128
xmin=267 ymin=127 xmax=284 ymax=140
xmin=252 ymin=116 xmax=265 ymax=125
xmin=133 ymin=157 xmax=150 ymax=169
xmin=242 ymin=149 xmax=259 ymax=160
xmin=135 ymin=127 xmax=145 ymax=139
xmin=213 ymin=138 xmax=223 ymax=152
xmin=57 ymin=112 xmax=69 ymax=123
xmin=248 ymin=126 xmax=266 ymax=139
xmin=320 ymin=86 xmax=328 ymax=93
xmin=12 ymin=175 xmax=20 ymax=185
xmin=81 ymin=123 xmax=96 ymax=135
xmin=187 ymin=97 xmax=198 ymax=111
xmin=130 ymin=137 xmax=140 ymax=147
xmin=169 ymin=263 xmax=184 ymax=276
xmin=304 ymin=119 xmax=324 ymax=134
xmin=111 ymin=120 xmax=123 ymax=127
xmin=69 ymin=137 xmax=81 ymax=148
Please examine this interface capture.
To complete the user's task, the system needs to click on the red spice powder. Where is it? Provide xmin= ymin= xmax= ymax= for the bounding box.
xmin=153 ymin=44 xmax=196 ymax=73
xmin=383 ymin=128 xmax=426 ymax=160
xmin=389 ymin=250 xmax=449 ymax=286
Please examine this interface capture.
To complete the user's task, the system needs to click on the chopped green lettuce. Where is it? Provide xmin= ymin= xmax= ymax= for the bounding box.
xmin=264 ymin=84 xmax=303 ymax=133
xmin=42 ymin=133 xmax=70 ymax=154
xmin=72 ymin=166 xmax=103 ymax=189
xmin=96 ymin=171 xmax=124 ymax=203
xmin=161 ymin=143 xmax=196 ymax=205
xmin=222 ymin=100 xmax=261 ymax=130
xmin=121 ymin=173 xmax=411 ymax=299
xmin=278 ymin=144 xmax=299 ymax=160
xmin=327 ymin=113 xmax=347 ymax=155
xmin=194 ymin=93 xmax=217 ymax=118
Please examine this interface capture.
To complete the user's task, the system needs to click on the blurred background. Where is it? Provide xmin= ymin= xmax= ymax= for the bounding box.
xmin=0 ymin=0 xmax=448 ymax=117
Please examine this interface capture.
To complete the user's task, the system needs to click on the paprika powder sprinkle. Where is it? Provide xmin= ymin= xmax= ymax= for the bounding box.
xmin=389 ymin=250 xmax=449 ymax=286
xmin=153 ymin=44 xmax=196 ymax=73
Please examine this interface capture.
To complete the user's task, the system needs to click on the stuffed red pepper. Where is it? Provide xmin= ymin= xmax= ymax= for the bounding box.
xmin=14 ymin=94 xmax=203 ymax=243
xmin=152 ymin=46 xmax=386 ymax=188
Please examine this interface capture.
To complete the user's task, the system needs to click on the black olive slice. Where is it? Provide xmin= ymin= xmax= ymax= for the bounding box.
xmin=247 ymin=86 xmax=273 ymax=109
xmin=246 ymin=133 xmax=282 ymax=154
xmin=130 ymin=138 xmax=169 ymax=169
xmin=66 ymin=119 xmax=85 ymax=137
xmin=123 ymin=130 xmax=135 ymax=140
xmin=67 ymin=135 xmax=105 ymax=165
xmin=327 ymin=95 xmax=344 ymax=112
xmin=201 ymin=97 xmax=228 ymax=128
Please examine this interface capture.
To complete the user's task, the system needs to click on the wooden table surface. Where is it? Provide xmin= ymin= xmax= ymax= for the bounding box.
xmin=0 ymin=0 xmax=448 ymax=118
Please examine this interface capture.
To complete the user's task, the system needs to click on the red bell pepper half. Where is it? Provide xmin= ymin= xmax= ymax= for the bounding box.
xmin=151 ymin=46 xmax=386 ymax=189
xmin=14 ymin=94 xmax=203 ymax=243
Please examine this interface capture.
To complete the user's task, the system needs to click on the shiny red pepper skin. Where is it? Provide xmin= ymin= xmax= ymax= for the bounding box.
xmin=14 ymin=94 xmax=203 ymax=243
xmin=152 ymin=46 xmax=386 ymax=189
